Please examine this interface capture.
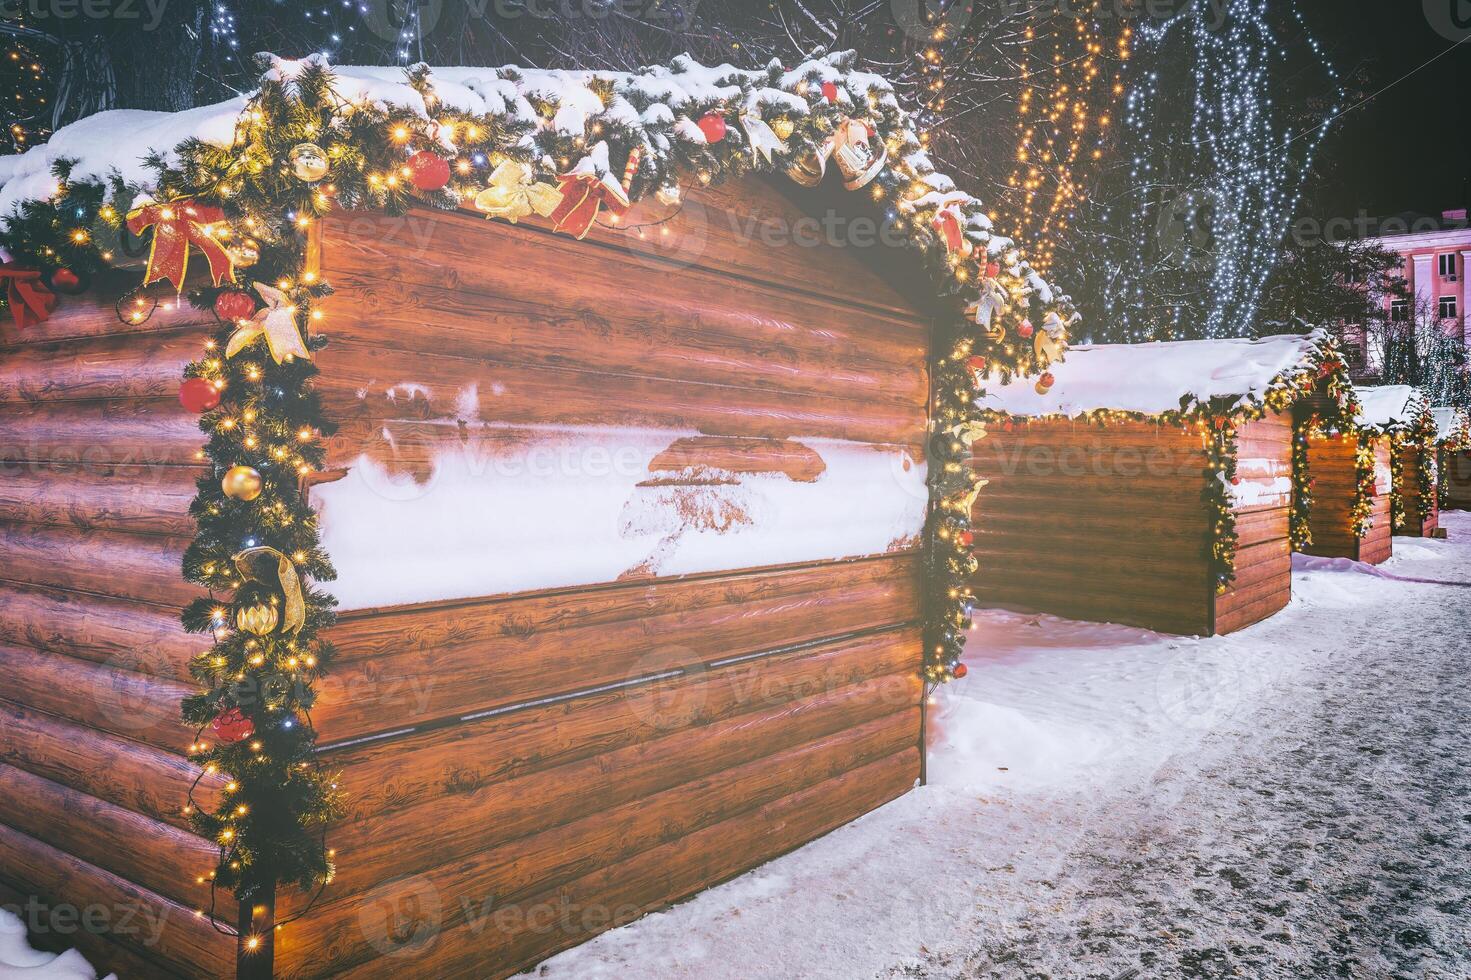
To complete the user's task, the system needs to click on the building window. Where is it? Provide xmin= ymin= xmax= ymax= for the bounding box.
xmin=1441 ymin=295 xmax=1459 ymax=320
xmin=1439 ymin=253 xmax=1458 ymax=279
xmin=1390 ymin=298 xmax=1409 ymax=322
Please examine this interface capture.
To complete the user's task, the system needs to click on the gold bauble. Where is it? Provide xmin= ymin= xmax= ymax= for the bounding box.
xmin=236 ymin=601 xmax=279 ymax=636
xmin=222 ymin=465 xmax=263 ymax=501
xmin=289 ymin=142 xmax=330 ymax=182
xmin=771 ymin=117 xmax=795 ymax=141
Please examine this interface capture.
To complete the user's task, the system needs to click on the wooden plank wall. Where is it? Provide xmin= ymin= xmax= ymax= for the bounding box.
xmin=1212 ymin=413 xmax=1293 ymax=635
xmin=0 ymin=279 xmax=237 ymax=978
xmin=1303 ymin=432 xmax=1392 ymax=563
xmin=1442 ymin=450 xmax=1471 ymax=510
xmin=1397 ymin=444 xmax=1438 ymax=537
xmin=970 ymin=418 xmax=1215 ymax=636
xmin=266 ymin=181 xmax=929 ymax=978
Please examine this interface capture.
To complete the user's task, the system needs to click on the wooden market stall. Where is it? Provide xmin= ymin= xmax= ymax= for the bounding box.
xmin=1356 ymin=386 xmax=1439 ymax=537
xmin=1435 ymin=406 xmax=1471 ymax=511
xmin=968 ymin=332 xmax=1357 ymax=636
xmin=0 ymin=56 xmax=1073 ymax=979
xmin=1299 ymin=392 xmax=1392 ymax=565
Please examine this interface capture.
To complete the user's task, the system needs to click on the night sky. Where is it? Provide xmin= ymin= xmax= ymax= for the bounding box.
xmin=1306 ymin=0 xmax=1471 ymax=220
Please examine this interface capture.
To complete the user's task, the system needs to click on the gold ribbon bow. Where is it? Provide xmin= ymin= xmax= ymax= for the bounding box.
xmin=474 ymin=160 xmax=561 ymax=224
xmin=233 ymin=546 xmax=306 ymax=635
xmin=226 ymin=282 xmax=312 ymax=364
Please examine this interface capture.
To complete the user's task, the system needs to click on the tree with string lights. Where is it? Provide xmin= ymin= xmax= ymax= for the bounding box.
xmin=1070 ymin=0 xmax=1339 ymax=343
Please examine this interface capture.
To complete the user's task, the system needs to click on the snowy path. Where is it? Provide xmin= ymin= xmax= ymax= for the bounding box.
xmin=539 ymin=513 xmax=1471 ymax=980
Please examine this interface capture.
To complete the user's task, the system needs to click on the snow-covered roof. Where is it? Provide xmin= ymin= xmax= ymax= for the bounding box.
xmin=0 ymin=54 xmax=1032 ymax=287
xmin=1354 ymin=385 xmax=1426 ymax=432
xmin=1432 ymin=406 xmax=1469 ymax=443
xmin=980 ymin=332 xmax=1329 ymax=418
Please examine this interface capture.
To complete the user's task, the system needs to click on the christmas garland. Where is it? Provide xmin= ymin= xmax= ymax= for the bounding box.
xmin=1379 ymin=398 xmax=1436 ymax=531
xmin=0 ymin=51 xmax=1075 ymax=934
xmin=1290 ymin=419 xmax=1315 ymax=550
xmin=1438 ymin=413 xmax=1471 ymax=509
xmin=1351 ymin=436 xmax=1378 ymax=539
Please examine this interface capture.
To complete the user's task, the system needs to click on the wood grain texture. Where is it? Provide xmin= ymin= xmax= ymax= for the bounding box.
xmin=0 ymin=643 xmax=194 ymax=751
xmin=0 ymin=698 xmax=222 ymax=831
xmin=0 ymin=763 xmax=232 ymax=922
xmin=0 ymin=461 xmax=201 ymax=537
xmin=0 ymin=875 xmax=190 ymax=980
xmin=0 ymin=821 xmax=234 ymax=978
xmin=314 ymin=554 xmax=919 ymax=741
xmin=284 ymin=747 xmax=916 ymax=980
xmin=0 ymin=581 xmax=199 ymax=682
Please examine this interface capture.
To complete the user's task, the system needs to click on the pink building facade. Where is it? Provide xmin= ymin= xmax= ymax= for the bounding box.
xmin=1362 ymin=208 xmax=1471 ymax=341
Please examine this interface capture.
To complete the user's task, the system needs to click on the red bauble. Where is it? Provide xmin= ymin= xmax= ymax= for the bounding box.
xmin=952 ymin=662 xmax=968 ymax=679
xmin=209 ymin=707 xmax=254 ymax=745
xmin=957 ymin=530 xmax=974 ymax=548
xmin=213 ymin=289 xmax=257 ymax=322
xmin=1017 ymin=319 xmax=1034 ymax=339
xmin=408 ymin=150 xmax=452 ymax=191
xmin=179 ymin=377 xmax=221 ymax=413
xmin=966 ymin=355 xmax=987 ymax=373
xmin=696 ymin=112 xmax=727 ymax=143
xmin=1230 ymin=476 xmax=1242 ymax=486
xmin=46 ymin=267 xmax=86 ymax=294
xmin=1038 ymin=371 xmax=1055 ymax=387
xmin=821 ymin=81 xmax=839 ymax=103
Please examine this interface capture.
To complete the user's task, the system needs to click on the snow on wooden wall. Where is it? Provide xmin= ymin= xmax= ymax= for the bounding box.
xmin=309 ymin=193 xmax=929 ymax=611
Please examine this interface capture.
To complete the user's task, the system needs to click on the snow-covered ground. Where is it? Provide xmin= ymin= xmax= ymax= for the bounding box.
xmin=538 ymin=512 xmax=1471 ymax=979
xmin=0 ymin=909 xmax=113 ymax=979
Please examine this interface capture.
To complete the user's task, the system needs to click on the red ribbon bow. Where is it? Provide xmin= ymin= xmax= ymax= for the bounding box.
xmin=126 ymin=200 xmax=234 ymax=291
xmin=0 ymin=263 xmax=57 ymax=330
xmin=549 ymin=174 xmax=630 ymax=240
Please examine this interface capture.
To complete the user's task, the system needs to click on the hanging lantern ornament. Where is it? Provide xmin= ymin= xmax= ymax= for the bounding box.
xmin=45 ymin=267 xmax=88 ymax=295
xmin=289 ymin=142 xmax=330 ymax=182
xmin=830 ymin=118 xmax=886 ymax=190
xmin=213 ymin=288 xmax=257 ymax=322
xmin=221 ymin=465 xmax=263 ymax=501
xmin=210 ymin=706 xmax=255 ymax=744
xmin=696 ymin=111 xmax=728 ymax=144
xmin=408 ymin=150 xmax=452 ymax=191
xmin=179 ymin=377 xmax=221 ymax=413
